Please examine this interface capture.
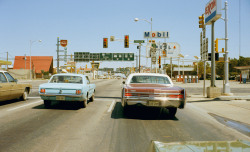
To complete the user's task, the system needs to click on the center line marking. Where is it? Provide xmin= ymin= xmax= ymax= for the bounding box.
xmin=107 ymin=100 xmax=116 ymax=112
xmin=7 ymin=100 xmax=43 ymax=112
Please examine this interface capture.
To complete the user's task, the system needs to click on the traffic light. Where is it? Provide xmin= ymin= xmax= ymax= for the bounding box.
xmin=158 ymin=56 xmax=161 ymax=68
xmin=215 ymin=53 xmax=219 ymax=61
xmin=103 ymin=38 xmax=108 ymax=48
xmin=124 ymin=35 xmax=129 ymax=48
xmin=208 ymin=53 xmax=211 ymax=61
xmin=199 ymin=15 xmax=204 ymax=28
xmin=214 ymin=38 xmax=218 ymax=53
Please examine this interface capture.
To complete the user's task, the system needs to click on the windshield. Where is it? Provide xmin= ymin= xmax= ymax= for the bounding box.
xmin=49 ymin=75 xmax=83 ymax=84
xmin=130 ymin=76 xmax=171 ymax=84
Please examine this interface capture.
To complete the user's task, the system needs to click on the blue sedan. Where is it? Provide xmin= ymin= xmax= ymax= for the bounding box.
xmin=39 ymin=73 xmax=95 ymax=108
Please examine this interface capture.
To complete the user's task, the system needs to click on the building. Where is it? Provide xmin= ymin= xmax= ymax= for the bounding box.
xmin=13 ymin=56 xmax=53 ymax=79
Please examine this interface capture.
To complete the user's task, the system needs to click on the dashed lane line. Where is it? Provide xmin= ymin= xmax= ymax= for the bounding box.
xmin=107 ymin=100 xmax=116 ymax=113
xmin=7 ymin=100 xmax=43 ymax=112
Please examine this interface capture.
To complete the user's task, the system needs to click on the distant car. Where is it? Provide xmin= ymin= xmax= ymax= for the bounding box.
xmin=39 ymin=73 xmax=95 ymax=108
xmin=0 ymin=70 xmax=31 ymax=102
xmin=121 ymin=73 xmax=186 ymax=117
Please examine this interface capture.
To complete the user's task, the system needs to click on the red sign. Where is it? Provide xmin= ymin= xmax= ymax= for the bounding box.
xmin=60 ymin=40 xmax=68 ymax=47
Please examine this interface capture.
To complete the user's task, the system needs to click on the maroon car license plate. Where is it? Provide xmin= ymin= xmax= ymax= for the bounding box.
xmin=148 ymin=101 xmax=160 ymax=106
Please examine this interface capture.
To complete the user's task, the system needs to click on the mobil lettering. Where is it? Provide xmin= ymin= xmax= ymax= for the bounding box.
xmin=144 ymin=31 xmax=169 ymax=38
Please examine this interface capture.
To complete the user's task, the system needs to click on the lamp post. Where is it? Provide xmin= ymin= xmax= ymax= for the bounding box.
xmin=30 ymin=40 xmax=42 ymax=80
xmin=134 ymin=17 xmax=152 ymax=72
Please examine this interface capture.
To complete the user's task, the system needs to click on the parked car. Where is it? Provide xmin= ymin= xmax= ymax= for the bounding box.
xmin=39 ymin=73 xmax=95 ymax=108
xmin=121 ymin=73 xmax=186 ymax=117
xmin=0 ymin=70 xmax=31 ymax=102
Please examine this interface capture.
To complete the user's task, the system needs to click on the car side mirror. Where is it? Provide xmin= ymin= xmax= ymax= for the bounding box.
xmin=122 ymin=81 xmax=125 ymax=84
xmin=14 ymin=79 xmax=18 ymax=83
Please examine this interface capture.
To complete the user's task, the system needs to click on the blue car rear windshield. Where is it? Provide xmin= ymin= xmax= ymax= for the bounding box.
xmin=50 ymin=76 xmax=82 ymax=84
xmin=130 ymin=76 xmax=171 ymax=84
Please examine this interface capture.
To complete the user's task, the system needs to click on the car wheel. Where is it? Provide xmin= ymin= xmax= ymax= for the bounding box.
xmin=20 ymin=89 xmax=28 ymax=101
xmin=168 ymin=107 xmax=177 ymax=118
xmin=89 ymin=93 xmax=94 ymax=102
xmin=81 ymin=99 xmax=87 ymax=108
xmin=44 ymin=100 xmax=51 ymax=108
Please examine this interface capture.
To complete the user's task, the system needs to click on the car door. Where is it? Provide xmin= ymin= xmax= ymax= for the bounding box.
xmin=4 ymin=72 xmax=23 ymax=99
xmin=0 ymin=72 xmax=11 ymax=101
xmin=85 ymin=76 xmax=93 ymax=98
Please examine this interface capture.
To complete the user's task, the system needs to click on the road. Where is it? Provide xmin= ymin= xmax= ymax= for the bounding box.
xmin=0 ymin=79 xmax=249 ymax=152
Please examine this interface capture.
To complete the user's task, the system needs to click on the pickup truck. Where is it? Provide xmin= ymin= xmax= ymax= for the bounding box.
xmin=121 ymin=73 xmax=186 ymax=117
xmin=0 ymin=70 xmax=31 ymax=101
xmin=39 ymin=73 xmax=96 ymax=108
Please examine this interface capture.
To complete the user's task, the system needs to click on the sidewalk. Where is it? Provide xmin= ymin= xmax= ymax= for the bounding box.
xmin=188 ymin=95 xmax=250 ymax=125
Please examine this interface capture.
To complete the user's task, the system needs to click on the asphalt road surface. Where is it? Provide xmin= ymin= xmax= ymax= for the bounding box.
xmin=0 ymin=79 xmax=249 ymax=152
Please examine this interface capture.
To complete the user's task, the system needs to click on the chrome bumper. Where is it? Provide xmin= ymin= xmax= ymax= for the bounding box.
xmin=124 ymin=97 xmax=186 ymax=109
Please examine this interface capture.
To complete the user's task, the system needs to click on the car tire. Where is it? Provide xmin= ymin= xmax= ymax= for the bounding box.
xmin=168 ymin=107 xmax=177 ymax=118
xmin=89 ymin=93 xmax=94 ymax=102
xmin=81 ymin=99 xmax=87 ymax=108
xmin=44 ymin=100 xmax=51 ymax=108
xmin=20 ymin=89 xmax=28 ymax=101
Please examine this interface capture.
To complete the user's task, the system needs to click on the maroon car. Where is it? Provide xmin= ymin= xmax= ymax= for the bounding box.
xmin=121 ymin=73 xmax=186 ymax=117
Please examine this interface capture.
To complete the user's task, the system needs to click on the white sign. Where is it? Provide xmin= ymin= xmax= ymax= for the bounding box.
xmin=166 ymin=42 xmax=180 ymax=58
xmin=205 ymin=0 xmax=222 ymax=25
xmin=144 ymin=31 xmax=169 ymax=38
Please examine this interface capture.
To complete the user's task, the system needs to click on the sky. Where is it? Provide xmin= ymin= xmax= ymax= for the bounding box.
xmin=0 ymin=0 xmax=249 ymax=69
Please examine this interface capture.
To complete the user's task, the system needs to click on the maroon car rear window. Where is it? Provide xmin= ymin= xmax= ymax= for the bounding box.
xmin=130 ymin=76 xmax=170 ymax=84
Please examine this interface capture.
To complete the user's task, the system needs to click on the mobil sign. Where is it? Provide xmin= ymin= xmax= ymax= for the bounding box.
xmin=205 ymin=0 xmax=222 ymax=25
xmin=144 ymin=31 xmax=169 ymax=38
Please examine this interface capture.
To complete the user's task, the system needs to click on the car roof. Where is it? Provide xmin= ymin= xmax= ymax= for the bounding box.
xmin=129 ymin=73 xmax=169 ymax=77
xmin=53 ymin=73 xmax=86 ymax=77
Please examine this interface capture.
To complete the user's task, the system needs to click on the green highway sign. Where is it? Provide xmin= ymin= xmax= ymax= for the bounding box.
xmin=134 ymin=40 xmax=145 ymax=43
xmin=100 ymin=53 xmax=112 ymax=61
xmin=74 ymin=52 xmax=134 ymax=62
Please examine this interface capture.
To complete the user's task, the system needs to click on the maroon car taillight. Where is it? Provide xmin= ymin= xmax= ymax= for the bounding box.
xmin=168 ymin=94 xmax=184 ymax=98
xmin=125 ymin=93 xmax=132 ymax=96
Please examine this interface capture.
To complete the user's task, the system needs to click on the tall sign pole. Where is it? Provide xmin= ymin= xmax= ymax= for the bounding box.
xmin=223 ymin=1 xmax=230 ymax=94
xmin=57 ymin=37 xmax=60 ymax=74
xmin=204 ymin=0 xmax=222 ymax=97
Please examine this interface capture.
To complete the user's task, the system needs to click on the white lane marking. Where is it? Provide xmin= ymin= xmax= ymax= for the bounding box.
xmin=28 ymin=97 xmax=41 ymax=99
xmin=107 ymin=100 xmax=116 ymax=112
xmin=7 ymin=100 xmax=43 ymax=112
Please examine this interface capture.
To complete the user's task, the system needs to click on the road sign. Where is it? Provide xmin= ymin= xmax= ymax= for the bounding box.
xmin=134 ymin=40 xmax=145 ymax=43
xmin=100 ymin=53 xmax=112 ymax=61
xmin=205 ymin=0 xmax=222 ymax=25
xmin=113 ymin=53 xmax=123 ymax=61
xmin=123 ymin=53 xmax=134 ymax=61
xmin=74 ymin=52 xmax=90 ymax=62
xmin=90 ymin=53 xmax=100 ymax=61
xmin=60 ymin=40 xmax=68 ymax=47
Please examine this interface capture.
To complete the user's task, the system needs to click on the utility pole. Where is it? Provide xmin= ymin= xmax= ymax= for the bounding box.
xmin=57 ymin=37 xmax=60 ymax=74
xmin=6 ymin=52 xmax=8 ymax=70
xmin=25 ymin=54 xmax=26 ymax=69
xmin=223 ymin=1 xmax=230 ymax=94
xmin=139 ymin=43 xmax=141 ymax=73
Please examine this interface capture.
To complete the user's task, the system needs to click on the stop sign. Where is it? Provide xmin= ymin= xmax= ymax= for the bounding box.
xmin=60 ymin=40 xmax=68 ymax=47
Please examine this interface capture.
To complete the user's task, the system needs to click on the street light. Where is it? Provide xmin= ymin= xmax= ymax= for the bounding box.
xmin=30 ymin=40 xmax=42 ymax=80
xmin=134 ymin=17 xmax=153 ymax=72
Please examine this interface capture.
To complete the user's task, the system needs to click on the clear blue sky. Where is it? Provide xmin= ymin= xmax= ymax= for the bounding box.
xmin=0 ymin=0 xmax=249 ymax=69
